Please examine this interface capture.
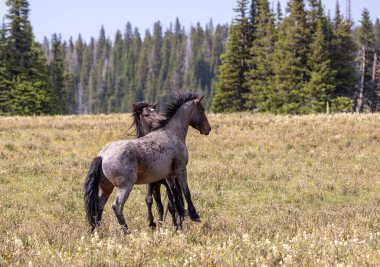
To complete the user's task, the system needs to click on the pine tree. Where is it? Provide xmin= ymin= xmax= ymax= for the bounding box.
xmin=211 ymin=25 xmax=244 ymax=112
xmin=245 ymin=0 xmax=276 ymax=111
xmin=307 ymin=0 xmax=324 ymax=35
xmin=276 ymin=1 xmax=283 ymax=25
xmin=145 ymin=21 xmax=163 ymax=103
xmin=123 ymin=27 xmax=142 ymax=110
xmin=356 ymin=9 xmax=375 ymax=112
xmin=136 ymin=30 xmax=151 ymax=104
xmin=328 ymin=2 xmax=356 ymax=112
xmin=0 ymin=21 xmax=11 ymax=113
xmin=62 ymin=37 xmax=77 ymax=113
xmin=7 ymin=77 xmax=52 ymax=115
xmin=168 ymin=18 xmax=186 ymax=93
xmin=375 ymin=18 xmax=380 ymax=54
xmin=304 ymin=20 xmax=336 ymax=112
xmin=50 ymin=33 xmax=66 ymax=113
xmin=4 ymin=0 xmax=54 ymax=115
xmin=272 ymin=0 xmax=310 ymax=114
xmin=5 ymin=0 xmax=33 ymax=76
xmin=373 ymin=18 xmax=380 ymax=111
xmin=212 ymin=0 xmax=251 ymax=112
xmin=80 ymin=38 xmax=94 ymax=114
xmin=248 ymin=0 xmax=258 ymax=45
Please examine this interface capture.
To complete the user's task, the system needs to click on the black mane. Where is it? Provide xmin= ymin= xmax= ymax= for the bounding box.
xmin=130 ymin=102 xmax=152 ymax=138
xmin=155 ymin=90 xmax=198 ymax=129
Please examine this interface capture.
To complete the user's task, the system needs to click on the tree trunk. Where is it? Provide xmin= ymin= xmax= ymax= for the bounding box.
xmin=358 ymin=46 xmax=366 ymax=113
xmin=370 ymin=53 xmax=377 ymax=112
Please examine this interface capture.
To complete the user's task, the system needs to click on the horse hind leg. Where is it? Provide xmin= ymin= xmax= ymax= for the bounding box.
xmin=111 ymin=177 xmax=136 ymax=234
xmin=175 ymin=169 xmax=201 ymax=222
xmin=163 ymin=180 xmax=182 ymax=230
xmin=97 ymin=177 xmax=114 ymax=224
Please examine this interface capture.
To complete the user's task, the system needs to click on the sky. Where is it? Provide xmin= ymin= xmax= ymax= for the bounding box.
xmin=0 ymin=0 xmax=379 ymax=43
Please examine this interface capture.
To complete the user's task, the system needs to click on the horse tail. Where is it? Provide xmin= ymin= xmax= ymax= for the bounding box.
xmin=84 ymin=156 xmax=102 ymax=230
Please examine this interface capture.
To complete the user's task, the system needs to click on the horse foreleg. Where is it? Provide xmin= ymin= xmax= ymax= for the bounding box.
xmin=175 ymin=169 xmax=201 ymax=222
xmin=145 ymin=184 xmax=156 ymax=229
xmin=174 ymin=178 xmax=185 ymax=212
xmin=112 ymin=181 xmax=134 ymax=234
xmin=152 ymin=183 xmax=164 ymax=225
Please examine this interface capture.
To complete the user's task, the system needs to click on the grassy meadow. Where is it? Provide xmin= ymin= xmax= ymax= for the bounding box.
xmin=0 ymin=113 xmax=380 ymax=266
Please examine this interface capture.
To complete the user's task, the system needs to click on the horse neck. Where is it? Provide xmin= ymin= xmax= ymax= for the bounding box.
xmin=136 ymin=116 xmax=152 ymax=138
xmin=164 ymin=103 xmax=193 ymax=142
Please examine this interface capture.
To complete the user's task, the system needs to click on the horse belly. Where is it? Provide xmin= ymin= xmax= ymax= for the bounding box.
xmin=136 ymin=161 xmax=172 ymax=184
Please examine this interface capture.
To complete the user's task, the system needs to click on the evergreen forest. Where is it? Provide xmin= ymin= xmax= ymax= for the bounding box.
xmin=1 ymin=0 xmax=380 ymax=115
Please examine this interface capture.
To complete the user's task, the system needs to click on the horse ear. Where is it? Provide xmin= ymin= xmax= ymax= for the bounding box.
xmin=198 ymin=95 xmax=204 ymax=104
xmin=152 ymin=103 xmax=158 ymax=109
xmin=132 ymin=103 xmax=137 ymax=112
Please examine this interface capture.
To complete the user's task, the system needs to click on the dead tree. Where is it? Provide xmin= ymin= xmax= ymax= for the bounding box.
xmin=370 ymin=53 xmax=378 ymax=112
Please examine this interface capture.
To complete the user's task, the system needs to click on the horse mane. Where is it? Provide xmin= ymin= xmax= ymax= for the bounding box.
xmin=155 ymin=90 xmax=198 ymax=129
xmin=129 ymin=102 xmax=153 ymax=138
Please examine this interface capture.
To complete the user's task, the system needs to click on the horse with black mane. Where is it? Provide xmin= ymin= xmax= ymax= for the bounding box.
xmin=131 ymin=102 xmax=186 ymax=229
xmin=84 ymin=90 xmax=211 ymax=233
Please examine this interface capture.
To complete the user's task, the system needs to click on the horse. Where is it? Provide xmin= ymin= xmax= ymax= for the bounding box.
xmin=131 ymin=102 xmax=185 ymax=229
xmin=84 ymin=90 xmax=211 ymax=233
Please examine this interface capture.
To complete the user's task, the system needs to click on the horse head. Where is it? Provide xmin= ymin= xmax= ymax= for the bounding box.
xmin=132 ymin=102 xmax=161 ymax=137
xmin=189 ymin=96 xmax=211 ymax=135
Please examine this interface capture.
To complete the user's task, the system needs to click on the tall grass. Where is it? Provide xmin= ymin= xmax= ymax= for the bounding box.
xmin=0 ymin=113 xmax=379 ymax=266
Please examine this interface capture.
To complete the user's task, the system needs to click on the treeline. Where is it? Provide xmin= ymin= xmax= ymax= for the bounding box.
xmin=43 ymin=21 xmax=228 ymax=114
xmin=2 ymin=0 xmax=380 ymax=116
xmin=0 ymin=0 xmax=228 ymax=115
xmin=212 ymin=0 xmax=380 ymax=114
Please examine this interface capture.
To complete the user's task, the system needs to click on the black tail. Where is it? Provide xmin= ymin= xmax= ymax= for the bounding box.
xmin=84 ymin=156 xmax=102 ymax=230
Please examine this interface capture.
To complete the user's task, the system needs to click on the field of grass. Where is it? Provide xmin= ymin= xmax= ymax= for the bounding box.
xmin=0 ymin=113 xmax=380 ymax=266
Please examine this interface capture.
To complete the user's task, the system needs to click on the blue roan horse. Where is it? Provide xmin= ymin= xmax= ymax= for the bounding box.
xmin=84 ymin=90 xmax=211 ymax=233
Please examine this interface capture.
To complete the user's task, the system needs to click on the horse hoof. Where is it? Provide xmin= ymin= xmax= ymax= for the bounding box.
xmin=121 ymin=226 xmax=130 ymax=235
xmin=184 ymin=209 xmax=190 ymax=217
xmin=190 ymin=214 xmax=201 ymax=222
xmin=149 ymin=222 xmax=157 ymax=230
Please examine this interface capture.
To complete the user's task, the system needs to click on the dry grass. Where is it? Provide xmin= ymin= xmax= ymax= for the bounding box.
xmin=0 ymin=113 xmax=380 ymax=266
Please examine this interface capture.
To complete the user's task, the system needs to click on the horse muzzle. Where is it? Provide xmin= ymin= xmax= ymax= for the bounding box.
xmin=201 ymin=126 xmax=211 ymax=135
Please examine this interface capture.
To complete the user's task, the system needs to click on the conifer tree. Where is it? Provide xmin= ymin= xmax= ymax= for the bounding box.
xmin=375 ymin=19 xmax=380 ymax=54
xmin=305 ymin=20 xmax=335 ymax=112
xmin=276 ymin=1 xmax=283 ymax=25
xmin=329 ymin=2 xmax=356 ymax=112
xmin=307 ymin=0 xmax=324 ymax=35
xmin=50 ymin=33 xmax=66 ymax=113
xmin=3 ymin=0 xmax=54 ymax=115
xmin=0 ymin=22 xmax=10 ymax=113
xmin=123 ymin=27 xmax=142 ymax=110
xmin=136 ymin=30 xmax=151 ymax=103
xmin=245 ymin=0 xmax=276 ymax=111
xmin=212 ymin=0 xmax=251 ymax=112
xmin=356 ymin=9 xmax=375 ymax=112
xmin=5 ymin=0 xmax=33 ymax=76
xmin=248 ymin=0 xmax=258 ymax=44
xmin=168 ymin=18 xmax=186 ymax=93
xmin=62 ymin=37 xmax=77 ymax=113
xmin=145 ymin=21 xmax=163 ymax=103
xmin=211 ymin=25 xmax=244 ymax=112
xmin=272 ymin=0 xmax=310 ymax=113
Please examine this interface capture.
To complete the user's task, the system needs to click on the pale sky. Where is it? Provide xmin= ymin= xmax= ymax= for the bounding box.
xmin=0 ymin=0 xmax=379 ymax=42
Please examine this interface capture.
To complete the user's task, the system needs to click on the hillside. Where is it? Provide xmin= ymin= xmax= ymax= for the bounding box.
xmin=0 ymin=113 xmax=379 ymax=265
